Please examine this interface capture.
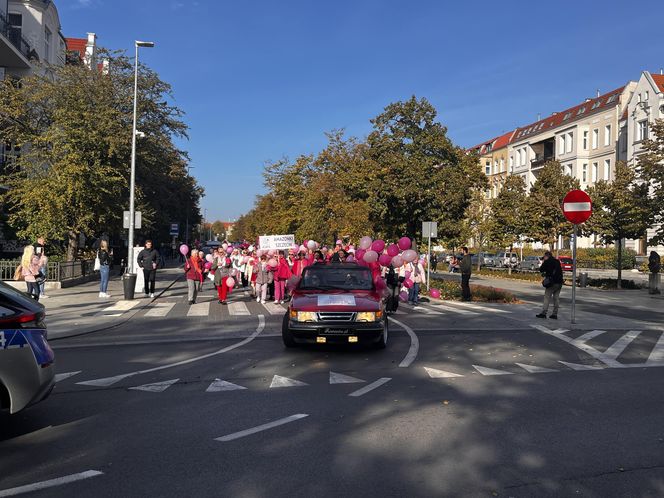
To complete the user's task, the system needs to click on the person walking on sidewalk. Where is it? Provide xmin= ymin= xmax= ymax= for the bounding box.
xmin=460 ymin=247 xmax=472 ymax=301
xmin=537 ymin=251 xmax=564 ymax=319
xmin=34 ymin=237 xmax=49 ymax=299
xmin=137 ymin=240 xmax=159 ymax=298
xmin=184 ymin=249 xmax=202 ymax=305
xmin=97 ymin=240 xmax=113 ymax=298
xmin=19 ymin=245 xmax=41 ymax=300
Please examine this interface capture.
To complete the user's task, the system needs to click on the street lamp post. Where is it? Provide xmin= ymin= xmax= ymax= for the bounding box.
xmin=127 ymin=40 xmax=154 ymax=275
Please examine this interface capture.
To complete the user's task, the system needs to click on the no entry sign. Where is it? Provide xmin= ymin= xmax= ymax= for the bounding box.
xmin=563 ymin=190 xmax=592 ymax=225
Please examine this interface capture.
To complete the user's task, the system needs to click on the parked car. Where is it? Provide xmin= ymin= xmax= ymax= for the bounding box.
xmin=519 ymin=256 xmax=543 ymax=271
xmin=481 ymin=253 xmax=498 ymax=267
xmin=0 ymin=282 xmax=55 ymax=414
xmin=283 ymin=263 xmax=388 ymax=349
xmin=558 ymin=256 xmax=574 ymax=272
xmin=471 ymin=252 xmax=495 ymax=268
xmin=496 ymin=252 xmax=520 ymax=268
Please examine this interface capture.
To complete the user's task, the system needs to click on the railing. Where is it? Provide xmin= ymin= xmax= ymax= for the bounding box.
xmin=0 ymin=11 xmax=33 ymax=61
xmin=0 ymin=259 xmax=97 ymax=282
xmin=530 ymin=156 xmax=555 ymax=168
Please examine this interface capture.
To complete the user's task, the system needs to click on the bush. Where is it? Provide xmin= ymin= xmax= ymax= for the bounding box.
xmin=429 ymin=280 xmax=517 ymax=303
xmin=586 ymin=278 xmax=643 ymax=290
xmin=558 ymin=247 xmax=637 ymax=270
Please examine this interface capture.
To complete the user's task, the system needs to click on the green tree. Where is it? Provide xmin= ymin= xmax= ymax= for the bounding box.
xmin=463 ymin=189 xmax=492 ymax=270
xmin=637 ymin=118 xmax=664 ymax=246
xmin=523 ymin=161 xmax=579 ymax=251
xmin=487 ymin=175 xmax=528 ymax=273
xmin=586 ymin=161 xmax=652 ymax=287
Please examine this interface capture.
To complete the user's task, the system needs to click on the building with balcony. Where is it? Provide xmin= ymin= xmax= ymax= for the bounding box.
xmin=0 ymin=0 xmax=65 ymax=80
xmin=470 ymin=130 xmax=515 ymax=199
xmin=65 ymin=32 xmax=96 ymax=68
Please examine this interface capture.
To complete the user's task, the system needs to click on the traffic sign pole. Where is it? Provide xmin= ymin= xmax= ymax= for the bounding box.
xmin=562 ymin=190 xmax=592 ymax=325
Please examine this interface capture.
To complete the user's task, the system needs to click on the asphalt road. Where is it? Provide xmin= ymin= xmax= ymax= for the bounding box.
xmin=1 ymin=283 xmax=663 ymax=497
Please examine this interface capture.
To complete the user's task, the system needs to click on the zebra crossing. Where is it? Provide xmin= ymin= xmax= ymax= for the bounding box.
xmin=91 ymin=293 xmax=501 ymax=322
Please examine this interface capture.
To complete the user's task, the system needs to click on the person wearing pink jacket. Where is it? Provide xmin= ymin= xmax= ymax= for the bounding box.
xmin=274 ymin=251 xmax=292 ymax=304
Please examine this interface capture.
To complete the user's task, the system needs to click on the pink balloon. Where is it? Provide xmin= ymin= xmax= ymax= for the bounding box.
xmin=378 ymin=254 xmax=392 ymax=267
xmin=430 ymin=288 xmax=441 ymax=299
xmin=359 ymin=236 xmax=373 ymax=250
xmin=371 ymin=239 xmax=385 ymax=253
xmin=363 ymin=250 xmax=379 ymax=263
xmin=205 ymin=254 xmax=213 ymax=262
xmin=402 ymin=249 xmax=417 ymax=263
xmin=222 ymin=243 xmax=228 ymax=250
xmin=387 ymin=244 xmax=399 ymax=257
xmin=299 ymin=245 xmax=307 ymax=253
xmin=179 ymin=244 xmax=189 ymax=256
xmin=403 ymin=278 xmax=413 ymax=289
xmin=204 ymin=261 xmax=212 ymax=270
xmin=398 ymin=237 xmax=411 ymax=251
xmin=268 ymin=258 xmax=278 ymax=268
xmin=374 ymin=276 xmax=387 ymax=291
xmin=355 ymin=248 xmax=366 ymax=261
xmin=226 ymin=247 xmax=233 ymax=254
xmin=242 ymin=256 xmax=250 ymax=264
xmin=404 ymin=271 xmax=411 ymax=280
xmin=307 ymin=240 xmax=317 ymax=250
xmin=391 ymin=255 xmax=404 ymax=268
xmin=336 ymin=239 xmax=342 ymax=245
xmin=399 ymin=291 xmax=409 ymax=302
xmin=267 ymin=249 xmax=275 ymax=256
xmin=346 ymin=255 xmax=355 ymax=263
xmin=291 ymin=244 xmax=299 ymax=252
xmin=226 ymin=277 xmax=235 ymax=288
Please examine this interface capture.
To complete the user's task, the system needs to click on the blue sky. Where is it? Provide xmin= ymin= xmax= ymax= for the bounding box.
xmin=62 ymin=0 xmax=664 ymax=221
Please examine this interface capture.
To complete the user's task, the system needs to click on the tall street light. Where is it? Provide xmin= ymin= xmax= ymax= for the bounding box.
xmin=127 ymin=40 xmax=155 ymax=274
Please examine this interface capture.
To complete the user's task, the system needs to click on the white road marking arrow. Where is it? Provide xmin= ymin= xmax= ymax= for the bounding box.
xmin=54 ymin=371 xmax=82 ymax=383
xmin=329 ymin=371 xmax=365 ymax=384
xmin=473 ymin=365 xmax=513 ymax=376
xmin=558 ymin=361 xmax=605 ymax=371
xmin=206 ymin=379 xmax=247 ymax=392
xmin=77 ymin=373 xmax=134 ymax=387
xmin=423 ymin=367 xmax=464 ymax=378
xmin=269 ymin=375 xmax=308 ymax=388
xmin=515 ymin=363 xmax=557 ymax=373
xmin=128 ymin=378 xmax=179 ymax=393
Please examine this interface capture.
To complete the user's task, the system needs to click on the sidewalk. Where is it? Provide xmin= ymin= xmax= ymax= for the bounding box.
xmin=43 ymin=266 xmax=183 ymax=340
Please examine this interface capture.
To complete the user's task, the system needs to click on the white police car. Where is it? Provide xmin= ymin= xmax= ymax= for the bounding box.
xmin=0 ymin=282 xmax=54 ymax=414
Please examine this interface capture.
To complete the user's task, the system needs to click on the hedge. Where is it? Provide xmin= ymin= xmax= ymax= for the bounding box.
xmin=429 ymin=280 xmax=517 ymax=303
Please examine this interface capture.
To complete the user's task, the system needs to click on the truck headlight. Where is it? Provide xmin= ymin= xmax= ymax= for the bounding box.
xmin=356 ymin=311 xmax=382 ymax=322
xmin=295 ymin=311 xmax=317 ymax=322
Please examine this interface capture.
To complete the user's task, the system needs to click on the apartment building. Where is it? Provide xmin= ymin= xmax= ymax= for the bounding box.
xmin=65 ymin=32 xmax=97 ymax=68
xmin=0 ymin=0 xmax=65 ymax=80
xmin=469 ymin=130 xmax=515 ymax=199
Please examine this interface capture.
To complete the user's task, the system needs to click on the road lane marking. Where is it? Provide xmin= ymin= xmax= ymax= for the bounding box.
xmin=388 ymin=317 xmax=419 ymax=368
xmin=423 ymin=367 xmax=464 ymax=378
xmin=269 ymin=375 xmax=308 ymax=388
xmin=575 ymin=329 xmax=607 ymax=343
xmin=349 ymin=377 xmax=391 ymax=397
xmin=602 ymin=330 xmax=642 ymax=360
xmin=54 ymin=371 xmax=81 ymax=383
xmin=187 ymin=301 xmax=210 ymax=317
xmin=96 ymin=300 xmax=140 ymax=317
xmin=427 ymin=303 xmax=478 ymax=315
xmin=532 ymin=325 xmax=623 ymax=368
xmin=129 ymin=378 xmax=179 ymax=393
xmin=228 ymin=302 xmax=250 ymax=316
xmin=215 ymin=414 xmax=309 ymax=442
xmin=473 ymin=365 xmax=513 ymax=376
xmin=515 ymin=363 xmax=557 ymax=373
xmin=206 ymin=379 xmax=247 ymax=392
xmin=412 ymin=306 xmax=443 ymax=315
xmin=329 ymin=371 xmax=365 ymax=384
xmin=77 ymin=315 xmax=265 ymax=387
xmin=646 ymin=331 xmax=664 ymax=365
xmin=262 ymin=302 xmax=286 ymax=315
xmin=445 ymin=301 xmax=510 ymax=314
xmin=558 ymin=361 xmax=605 ymax=371
xmin=144 ymin=302 xmax=176 ymax=317
xmin=0 ymin=470 xmax=103 ymax=497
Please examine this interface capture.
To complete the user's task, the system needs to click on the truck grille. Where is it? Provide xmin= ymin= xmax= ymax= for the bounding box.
xmin=317 ymin=312 xmax=356 ymax=322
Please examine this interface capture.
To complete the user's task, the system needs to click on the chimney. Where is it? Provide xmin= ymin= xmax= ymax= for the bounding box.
xmin=537 ymin=113 xmax=541 ymax=121
xmin=85 ymin=32 xmax=97 ymax=69
xmin=585 ymin=98 xmax=591 ymax=102
xmin=596 ymin=89 xmax=600 ymax=98
xmin=660 ymin=68 xmax=663 ymax=75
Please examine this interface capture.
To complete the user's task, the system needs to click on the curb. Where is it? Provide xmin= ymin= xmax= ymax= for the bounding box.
xmin=49 ymin=271 xmax=184 ymax=341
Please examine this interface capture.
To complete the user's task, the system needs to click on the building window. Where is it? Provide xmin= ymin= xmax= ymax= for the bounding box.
xmin=582 ymin=130 xmax=588 ymax=150
xmin=499 ymin=158 xmax=504 ymax=172
xmin=521 ymin=148 xmax=526 ymax=166
xmin=559 ymin=135 xmax=566 ymax=154
xmin=592 ymin=129 xmax=599 ymax=149
xmin=582 ymin=163 xmax=588 ymax=183
xmin=644 ymin=91 xmax=649 ymax=101
xmin=566 ymin=132 xmax=573 ymax=153
xmin=592 ymin=162 xmax=598 ymax=182
xmin=637 ymin=120 xmax=648 ymax=141
xmin=566 ymin=164 xmax=573 ymax=176
xmin=604 ymin=159 xmax=611 ymax=180
xmin=604 ymin=125 xmax=611 ymax=146
xmin=44 ymin=26 xmax=52 ymax=62
xmin=485 ymin=161 xmax=491 ymax=176
xmin=8 ymin=13 xmax=22 ymax=47
xmin=509 ymin=155 xmax=513 ymax=171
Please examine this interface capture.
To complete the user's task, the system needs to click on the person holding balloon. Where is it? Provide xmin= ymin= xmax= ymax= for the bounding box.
xmin=184 ymin=248 xmax=202 ymax=305
xmin=273 ymin=251 xmax=292 ymax=304
xmin=212 ymin=253 xmax=233 ymax=305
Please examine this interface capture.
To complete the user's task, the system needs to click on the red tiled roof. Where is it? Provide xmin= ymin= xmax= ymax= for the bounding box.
xmin=652 ymin=74 xmax=664 ymax=93
xmin=492 ymin=130 xmax=516 ymax=150
xmin=512 ymin=86 xmax=625 ymax=142
xmin=65 ymin=37 xmax=86 ymax=54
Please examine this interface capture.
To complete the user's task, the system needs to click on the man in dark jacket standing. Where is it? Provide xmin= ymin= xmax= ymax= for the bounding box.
xmin=137 ymin=240 xmax=160 ymax=298
xmin=460 ymin=247 xmax=472 ymax=301
xmin=537 ymin=251 xmax=564 ymax=319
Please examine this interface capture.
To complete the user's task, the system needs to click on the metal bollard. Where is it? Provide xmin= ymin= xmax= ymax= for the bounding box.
xmin=579 ymin=272 xmax=588 ymax=288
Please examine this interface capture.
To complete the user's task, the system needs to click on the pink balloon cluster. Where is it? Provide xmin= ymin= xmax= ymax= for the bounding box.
xmin=355 ymin=235 xmax=418 ymax=269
